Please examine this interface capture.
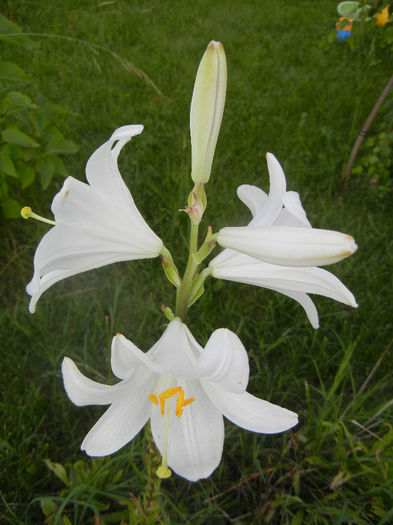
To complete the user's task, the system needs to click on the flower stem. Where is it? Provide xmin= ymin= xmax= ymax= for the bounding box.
xmin=175 ymin=222 xmax=199 ymax=319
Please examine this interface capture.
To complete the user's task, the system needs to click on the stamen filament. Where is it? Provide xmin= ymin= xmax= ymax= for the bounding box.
xmin=156 ymin=376 xmax=174 ymax=479
xmin=149 ymin=382 xmax=196 ymax=478
xmin=21 ymin=206 xmax=57 ymax=226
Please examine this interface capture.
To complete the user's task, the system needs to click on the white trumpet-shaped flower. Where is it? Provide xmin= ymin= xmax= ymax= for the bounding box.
xmin=62 ymin=319 xmax=297 ymax=482
xmin=190 ymin=40 xmax=227 ymax=184
xmin=26 ymin=125 xmax=163 ymax=313
xmin=210 ymin=154 xmax=357 ymax=328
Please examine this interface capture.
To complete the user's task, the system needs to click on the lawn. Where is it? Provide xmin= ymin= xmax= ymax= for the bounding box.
xmin=1 ymin=0 xmax=393 ymax=523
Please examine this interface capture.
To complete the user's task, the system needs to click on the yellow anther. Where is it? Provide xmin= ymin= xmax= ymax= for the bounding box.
xmin=156 ymin=465 xmax=172 ymax=479
xmin=175 ymin=388 xmax=195 ymax=417
xmin=150 ymin=386 xmax=195 ymax=417
xmin=158 ymin=387 xmax=182 ymax=415
xmin=20 ymin=206 xmax=57 ymax=226
xmin=149 ymin=394 xmax=158 ymax=405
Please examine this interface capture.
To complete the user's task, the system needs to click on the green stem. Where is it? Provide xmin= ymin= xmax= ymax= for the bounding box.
xmin=175 ymin=222 xmax=199 ymax=319
xmin=188 ymin=267 xmax=212 ymax=302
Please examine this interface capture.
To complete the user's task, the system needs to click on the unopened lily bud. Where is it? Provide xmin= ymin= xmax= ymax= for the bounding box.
xmin=190 ymin=41 xmax=227 ymax=184
xmin=160 ymin=246 xmax=181 ymax=288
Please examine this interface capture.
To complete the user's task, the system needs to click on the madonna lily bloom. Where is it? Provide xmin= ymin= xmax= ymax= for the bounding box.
xmin=209 ymin=154 xmax=357 ymax=328
xmin=26 ymin=125 xmax=163 ymax=313
xmin=216 ymin=154 xmax=357 ymax=267
xmin=62 ymin=318 xmax=297 ymax=481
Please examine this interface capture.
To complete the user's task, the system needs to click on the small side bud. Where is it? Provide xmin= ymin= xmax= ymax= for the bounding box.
xmin=181 ymin=183 xmax=207 ymax=224
xmin=161 ymin=304 xmax=175 ymax=322
xmin=160 ymin=246 xmax=181 ymax=288
xmin=192 ymin=226 xmax=216 ymax=264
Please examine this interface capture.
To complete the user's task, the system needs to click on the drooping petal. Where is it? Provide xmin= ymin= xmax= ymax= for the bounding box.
xmin=150 ymin=377 xmax=224 ymax=481
xmin=62 ymin=357 xmax=131 ymax=406
xmin=209 ymin=258 xmax=357 ymax=307
xmin=217 ymin=226 xmax=357 ymax=267
xmin=81 ymin=368 xmax=156 ymax=456
xmin=197 ymin=329 xmax=249 ymax=393
xmin=275 ymin=289 xmax=319 ymax=329
xmin=203 ymin=382 xmax=298 ymax=434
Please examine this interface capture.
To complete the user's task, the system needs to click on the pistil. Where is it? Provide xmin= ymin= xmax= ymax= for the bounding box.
xmin=149 ymin=381 xmax=195 ymax=478
xmin=21 ymin=206 xmax=57 ymax=226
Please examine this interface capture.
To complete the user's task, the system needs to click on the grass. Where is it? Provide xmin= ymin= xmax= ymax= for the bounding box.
xmin=1 ymin=0 xmax=393 ymax=523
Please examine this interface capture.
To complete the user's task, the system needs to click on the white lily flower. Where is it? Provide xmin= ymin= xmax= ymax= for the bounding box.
xmin=216 ymin=154 xmax=357 ymax=267
xmin=62 ymin=318 xmax=297 ymax=482
xmin=190 ymin=41 xmax=227 ymax=184
xmin=26 ymin=125 xmax=163 ymax=313
xmin=210 ymin=153 xmax=357 ymax=328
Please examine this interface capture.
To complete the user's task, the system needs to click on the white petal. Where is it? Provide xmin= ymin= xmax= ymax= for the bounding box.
xmin=150 ymin=377 xmax=224 ymax=481
xmin=197 ymin=329 xmax=249 ymax=393
xmin=85 ymin=125 xmax=144 ymax=215
xmin=209 ymin=258 xmax=357 ymax=307
xmin=275 ymin=289 xmax=319 ymax=329
xmin=275 ymin=191 xmax=312 ymax=228
xmin=217 ymin=226 xmax=357 ymax=267
xmin=81 ymin=368 xmax=155 ymax=456
xmin=210 ymin=254 xmax=320 ymax=327
xmin=111 ymin=333 xmax=165 ymax=379
xmin=249 ymin=153 xmax=287 ymax=227
xmin=147 ymin=319 xmax=202 ymax=377
xmin=25 ymin=126 xmax=164 ymax=312
xmin=237 ymin=185 xmax=268 ymax=218
xmin=62 ymin=357 xmax=129 ymax=406
xmin=51 ymin=177 xmax=162 ymax=257
xmin=203 ymin=382 xmax=298 ymax=433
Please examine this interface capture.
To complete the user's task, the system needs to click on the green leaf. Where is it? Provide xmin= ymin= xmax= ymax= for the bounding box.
xmin=0 ymin=178 xmax=8 ymax=199
xmin=2 ymin=90 xmax=37 ymax=115
xmin=0 ymin=14 xmax=37 ymax=49
xmin=1 ymin=197 xmax=21 ymax=218
xmin=40 ymin=157 xmax=55 ymax=189
xmin=43 ymin=459 xmax=70 ymax=486
xmin=45 ymin=137 xmax=79 ymax=155
xmin=52 ymin=155 xmax=68 ymax=177
xmin=23 ymin=148 xmax=41 ymax=162
xmin=18 ymin=162 xmax=35 ymax=188
xmin=0 ymin=145 xmax=18 ymax=178
xmin=40 ymin=497 xmax=57 ymax=517
xmin=2 ymin=127 xmax=40 ymax=148
xmin=0 ymin=61 xmax=30 ymax=82
xmin=61 ymin=516 xmax=73 ymax=525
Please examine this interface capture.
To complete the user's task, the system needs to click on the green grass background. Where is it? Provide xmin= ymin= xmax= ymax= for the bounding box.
xmin=1 ymin=0 xmax=393 ymax=523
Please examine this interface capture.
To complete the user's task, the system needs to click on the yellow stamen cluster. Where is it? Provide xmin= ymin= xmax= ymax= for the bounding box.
xmin=149 ymin=386 xmax=196 ymax=479
xmin=149 ymin=386 xmax=195 ymax=418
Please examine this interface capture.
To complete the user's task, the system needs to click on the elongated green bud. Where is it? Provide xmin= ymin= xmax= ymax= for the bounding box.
xmin=190 ymin=41 xmax=227 ymax=184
